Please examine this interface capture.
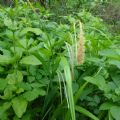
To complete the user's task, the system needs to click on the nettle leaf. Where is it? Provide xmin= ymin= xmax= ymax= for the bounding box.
xmin=110 ymin=106 xmax=120 ymax=120
xmin=28 ymin=38 xmax=34 ymax=47
xmin=16 ymin=71 xmax=23 ymax=82
xmin=16 ymin=88 xmax=24 ymax=94
xmin=0 ymin=87 xmax=13 ymax=99
xmin=0 ymin=84 xmax=17 ymax=100
xmin=116 ymin=49 xmax=120 ymax=56
xmin=12 ymin=96 xmax=28 ymax=118
xmin=29 ymin=66 xmax=37 ymax=76
xmin=30 ymin=82 xmax=45 ymax=88
xmin=4 ymin=17 xmax=12 ymax=27
xmin=0 ymin=55 xmax=15 ymax=65
xmin=28 ymin=45 xmax=40 ymax=53
xmin=10 ymin=47 xmax=24 ymax=58
xmin=0 ymin=102 xmax=11 ymax=119
xmin=99 ymin=49 xmax=120 ymax=60
xmin=1 ymin=102 xmax=11 ymax=111
xmin=115 ymin=87 xmax=120 ymax=95
xmin=23 ymin=88 xmax=46 ymax=101
xmin=5 ymin=29 xmax=13 ymax=39
xmin=27 ymin=76 xmax=35 ymax=83
xmin=7 ymin=74 xmax=16 ymax=85
xmin=18 ymin=39 xmax=27 ymax=49
xmin=84 ymin=75 xmax=110 ymax=93
xmin=7 ymin=71 xmax=23 ymax=84
xmin=87 ymin=57 xmax=104 ymax=66
xmin=100 ymin=102 xmax=115 ymax=110
xmin=19 ymin=27 xmax=43 ymax=36
xmin=17 ymin=82 xmax=32 ymax=91
xmin=0 ymin=79 xmax=7 ymax=90
xmin=20 ymin=55 xmax=42 ymax=65
xmin=108 ymin=60 xmax=120 ymax=69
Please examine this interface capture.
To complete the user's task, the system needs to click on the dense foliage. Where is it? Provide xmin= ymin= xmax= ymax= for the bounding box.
xmin=0 ymin=1 xmax=120 ymax=120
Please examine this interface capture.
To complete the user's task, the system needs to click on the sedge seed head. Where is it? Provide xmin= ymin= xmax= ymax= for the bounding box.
xmin=77 ymin=22 xmax=85 ymax=65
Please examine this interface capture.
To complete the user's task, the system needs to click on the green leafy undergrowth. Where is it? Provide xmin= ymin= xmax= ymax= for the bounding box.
xmin=0 ymin=3 xmax=75 ymax=119
xmin=0 ymin=1 xmax=119 ymax=120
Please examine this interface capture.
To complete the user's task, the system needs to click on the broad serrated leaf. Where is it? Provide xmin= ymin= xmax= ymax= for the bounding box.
xmin=100 ymin=102 xmax=114 ymax=110
xmin=19 ymin=27 xmax=43 ymax=36
xmin=110 ymin=106 xmax=120 ymax=120
xmin=20 ymin=55 xmax=42 ymax=65
xmin=6 ymin=71 xmax=23 ymax=84
xmin=30 ymin=82 xmax=45 ymax=88
xmin=99 ymin=49 xmax=120 ymax=60
xmin=4 ymin=17 xmax=12 ymax=27
xmin=0 ymin=55 xmax=15 ymax=65
xmin=108 ymin=60 xmax=120 ymax=69
xmin=12 ymin=96 xmax=28 ymax=118
xmin=84 ymin=75 xmax=110 ymax=93
xmin=0 ymin=87 xmax=13 ymax=100
xmin=0 ymin=102 xmax=11 ymax=118
xmin=0 ymin=79 xmax=7 ymax=90
xmin=23 ymin=88 xmax=46 ymax=101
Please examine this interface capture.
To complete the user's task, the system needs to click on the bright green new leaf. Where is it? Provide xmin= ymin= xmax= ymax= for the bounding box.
xmin=15 ymin=71 xmax=23 ymax=83
xmin=16 ymin=88 xmax=24 ymax=94
xmin=7 ymin=74 xmax=16 ymax=85
xmin=4 ymin=17 xmax=12 ymax=27
xmin=0 ymin=55 xmax=15 ymax=65
xmin=12 ymin=96 xmax=28 ymax=118
xmin=0 ymin=88 xmax=13 ymax=99
xmin=20 ymin=55 xmax=42 ymax=65
xmin=7 ymin=71 xmax=23 ymax=84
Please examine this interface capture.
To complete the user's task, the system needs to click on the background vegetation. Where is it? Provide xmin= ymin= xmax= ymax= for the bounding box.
xmin=0 ymin=0 xmax=120 ymax=120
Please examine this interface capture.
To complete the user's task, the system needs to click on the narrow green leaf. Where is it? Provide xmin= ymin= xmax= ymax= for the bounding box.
xmin=61 ymin=57 xmax=76 ymax=120
xmin=75 ymin=105 xmax=99 ymax=120
xmin=74 ymin=82 xmax=88 ymax=103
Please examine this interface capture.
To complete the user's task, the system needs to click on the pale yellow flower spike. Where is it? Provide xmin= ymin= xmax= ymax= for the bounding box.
xmin=77 ymin=21 xmax=85 ymax=65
